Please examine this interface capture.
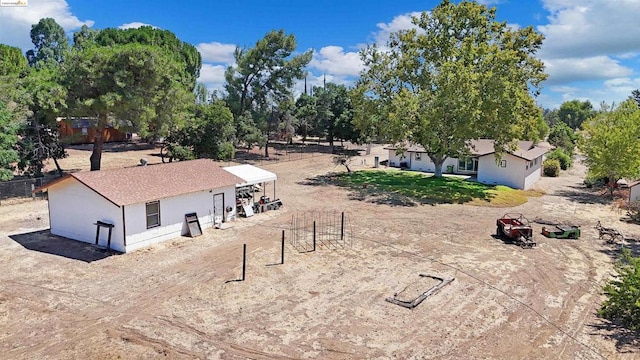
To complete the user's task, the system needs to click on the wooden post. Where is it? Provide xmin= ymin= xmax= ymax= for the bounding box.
xmin=281 ymin=230 xmax=285 ymax=264
xmin=341 ymin=212 xmax=345 ymax=240
xmin=313 ymin=221 xmax=316 ymax=252
xmin=94 ymin=224 xmax=100 ymax=245
xmin=242 ymin=243 xmax=246 ymax=281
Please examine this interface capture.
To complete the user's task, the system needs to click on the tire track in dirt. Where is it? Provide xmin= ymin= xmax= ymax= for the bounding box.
xmin=4 ymin=235 xmax=259 ymax=358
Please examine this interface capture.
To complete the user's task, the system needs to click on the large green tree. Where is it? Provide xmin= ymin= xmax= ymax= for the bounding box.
xmin=547 ymin=122 xmax=577 ymax=154
xmin=294 ymin=92 xmax=317 ymax=142
xmin=16 ymin=65 xmax=68 ymax=177
xmin=579 ymin=99 xmax=640 ymax=194
xmin=0 ymin=44 xmax=28 ymax=77
xmin=26 ymin=18 xmax=69 ymax=67
xmin=0 ymin=101 xmax=20 ymax=181
xmin=558 ymin=99 xmax=594 ymax=130
xmin=311 ymin=83 xmax=359 ymax=151
xmin=72 ymin=25 xmax=98 ymax=51
xmin=353 ymin=0 xmax=547 ymax=176
xmin=225 ymin=30 xmax=312 ymax=157
xmin=63 ymin=44 xmax=195 ymax=170
xmin=175 ymin=101 xmax=236 ymax=160
xmin=94 ymin=26 xmax=201 ymax=90
xmin=0 ymin=44 xmax=29 ymax=117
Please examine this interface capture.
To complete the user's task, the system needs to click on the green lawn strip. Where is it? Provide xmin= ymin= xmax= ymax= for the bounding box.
xmin=336 ymin=170 xmax=541 ymax=207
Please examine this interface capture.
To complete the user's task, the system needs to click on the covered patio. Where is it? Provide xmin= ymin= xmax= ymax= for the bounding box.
xmin=223 ymin=164 xmax=279 ymax=217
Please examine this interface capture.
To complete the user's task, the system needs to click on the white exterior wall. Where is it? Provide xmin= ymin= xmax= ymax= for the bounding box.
xmin=409 ymin=153 xmax=457 ymax=173
xmin=477 ymin=153 xmax=526 ymax=189
xmin=387 ymin=149 xmax=408 ymax=167
xmin=630 ymin=184 xmax=640 ymax=202
xmin=124 ymin=186 xmax=236 ymax=253
xmin=48 ymin=179 xmax=124 ymax=251
xmin=523 ymin=155 xmax=544 ymax=190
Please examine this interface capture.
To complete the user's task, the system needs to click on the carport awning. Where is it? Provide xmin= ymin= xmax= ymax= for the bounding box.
xmin=223 ymin=164 xmax=277 ymax=187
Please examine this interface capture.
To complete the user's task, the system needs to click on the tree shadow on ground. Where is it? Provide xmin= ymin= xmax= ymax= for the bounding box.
xmin=552 ymin=185 xmax=613 ymax=205
xmin=599 ymin=240 xmax=640 ymax=259
xmin=299 ymin=171 xmax=493 ymax=207
xmin=588 ymin=321 xmax=640 ymax=354
xmin=9 ymin=230 xmax=116 ymax=263
xmin=67 ymin=141 xmax=158 ymax=153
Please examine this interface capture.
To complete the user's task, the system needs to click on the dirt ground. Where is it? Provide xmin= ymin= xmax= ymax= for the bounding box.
xmin=1 ymin=143 xmax=639 ymax=359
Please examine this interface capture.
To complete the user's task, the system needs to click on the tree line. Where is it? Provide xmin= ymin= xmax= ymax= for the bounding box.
xmin=1 ymin=0 xmax=639 ymax=189
xmin=0 ymin=19 xmax=361 ymax=176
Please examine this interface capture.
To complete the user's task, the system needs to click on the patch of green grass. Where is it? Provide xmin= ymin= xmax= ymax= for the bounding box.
xmin=334 ymin=169 xmax=538 ymax=207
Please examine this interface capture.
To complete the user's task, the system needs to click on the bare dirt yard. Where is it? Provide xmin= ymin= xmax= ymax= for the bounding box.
xmin=1 ymin=143 xmax=639 ymax=359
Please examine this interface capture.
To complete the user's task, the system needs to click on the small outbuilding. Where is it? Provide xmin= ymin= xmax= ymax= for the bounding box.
xmin=35 ymin=159 xmax=243 ymax=253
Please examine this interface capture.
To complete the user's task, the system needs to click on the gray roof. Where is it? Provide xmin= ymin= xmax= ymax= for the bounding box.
xmin=385 ymin=139 xmax=551 ymax=161
xmin=37 ymin=159 xmax=243 ymax=206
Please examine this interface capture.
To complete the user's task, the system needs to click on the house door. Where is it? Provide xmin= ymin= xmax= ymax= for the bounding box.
xmin=213 ymin=193 xmax=224 ymax=225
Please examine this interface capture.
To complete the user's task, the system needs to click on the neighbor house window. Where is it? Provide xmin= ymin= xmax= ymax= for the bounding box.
xmin=500 ymin=160 xmax=507 ymax=168
xmin=415 ymin=153 xmax=422 ymax=161
xmin=146 ymin=201 xmax=160 ymax=228
xmin=458 ymin=158 xmax=478 ymax=172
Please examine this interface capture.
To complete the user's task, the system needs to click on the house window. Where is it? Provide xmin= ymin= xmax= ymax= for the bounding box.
xmin=500 ymin=160 xmax=507 ymax=168
xmin=415 ymin=153 xmax=422 ymax=161
xmin=458 ymin=158 xmax=478 ymax=172
xmin=534 ymin=158 xmax=538 ymax=165
xmin=81 ymin=127 xmax=88 ymax=135
xmin=146 ymin=201 xmax=160 ymax=228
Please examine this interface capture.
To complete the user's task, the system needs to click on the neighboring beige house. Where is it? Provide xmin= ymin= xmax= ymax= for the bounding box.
xmin=35 ymin=159 xmax=243 ymax=253
xmin=385 ymin=139 xmax=551 ymax=190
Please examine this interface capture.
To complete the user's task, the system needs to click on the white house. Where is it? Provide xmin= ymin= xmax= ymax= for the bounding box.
xmin=385 ymin=139 xmax=551 ymax=190
xmin=35 ymin=159 xmax=243 ymax=253
xmin=630 ymin=180 xmax=640 ymax=202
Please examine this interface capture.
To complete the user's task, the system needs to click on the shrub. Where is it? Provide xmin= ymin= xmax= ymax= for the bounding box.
xmin=584 ymin=176 xmax=608 ymax=188
xmin=546 ymin=148 xmax=573 ymax=170
xmin=599 ymin=248 xmax=640 ymax=331
xmin=543 ymin=159 xmax=560 ymax=177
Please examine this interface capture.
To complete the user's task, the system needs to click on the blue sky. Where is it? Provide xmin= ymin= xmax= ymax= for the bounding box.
xmin=2 ymin=0 xmax=640 ymax=110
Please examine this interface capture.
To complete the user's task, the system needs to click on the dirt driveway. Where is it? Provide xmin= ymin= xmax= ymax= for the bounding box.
xmin=0 ymin=144 xmax=638 ymax=359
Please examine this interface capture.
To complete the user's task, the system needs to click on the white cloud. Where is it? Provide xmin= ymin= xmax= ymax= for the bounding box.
xmin=196 ymin=41 xmax=237 ymax=63
xmin=542 ymin=76 xmax=640 ymax=109
xmin=309 ymin=46 xmax=363 ymax=76
xmin=538 ymin=0 xmax=640 ymax=59
xmin=370 ymin=11 xmax=423 ymax=46
xmin=600 ymin=77 xmax=640 ymax=103
xmin=118 ymin=22 xmax=157 ymax=30
xmin=197 ymin=63 xmax=227 ymax=91
xmin=529 ymin=1 xmax=640 ymax=107
xmin=0 ymin=0 xmax=93 ymax=51
xmin=543 ymin=56 xmax=633 ymax=84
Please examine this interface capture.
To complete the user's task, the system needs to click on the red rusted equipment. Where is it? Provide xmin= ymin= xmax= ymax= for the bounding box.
xmin=496 ymin=213 xmax=536 ymax=248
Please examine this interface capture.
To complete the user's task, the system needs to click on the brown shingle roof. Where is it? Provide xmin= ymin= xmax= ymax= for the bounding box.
xmin=37 ymin=159 xmax=243 ymax=206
